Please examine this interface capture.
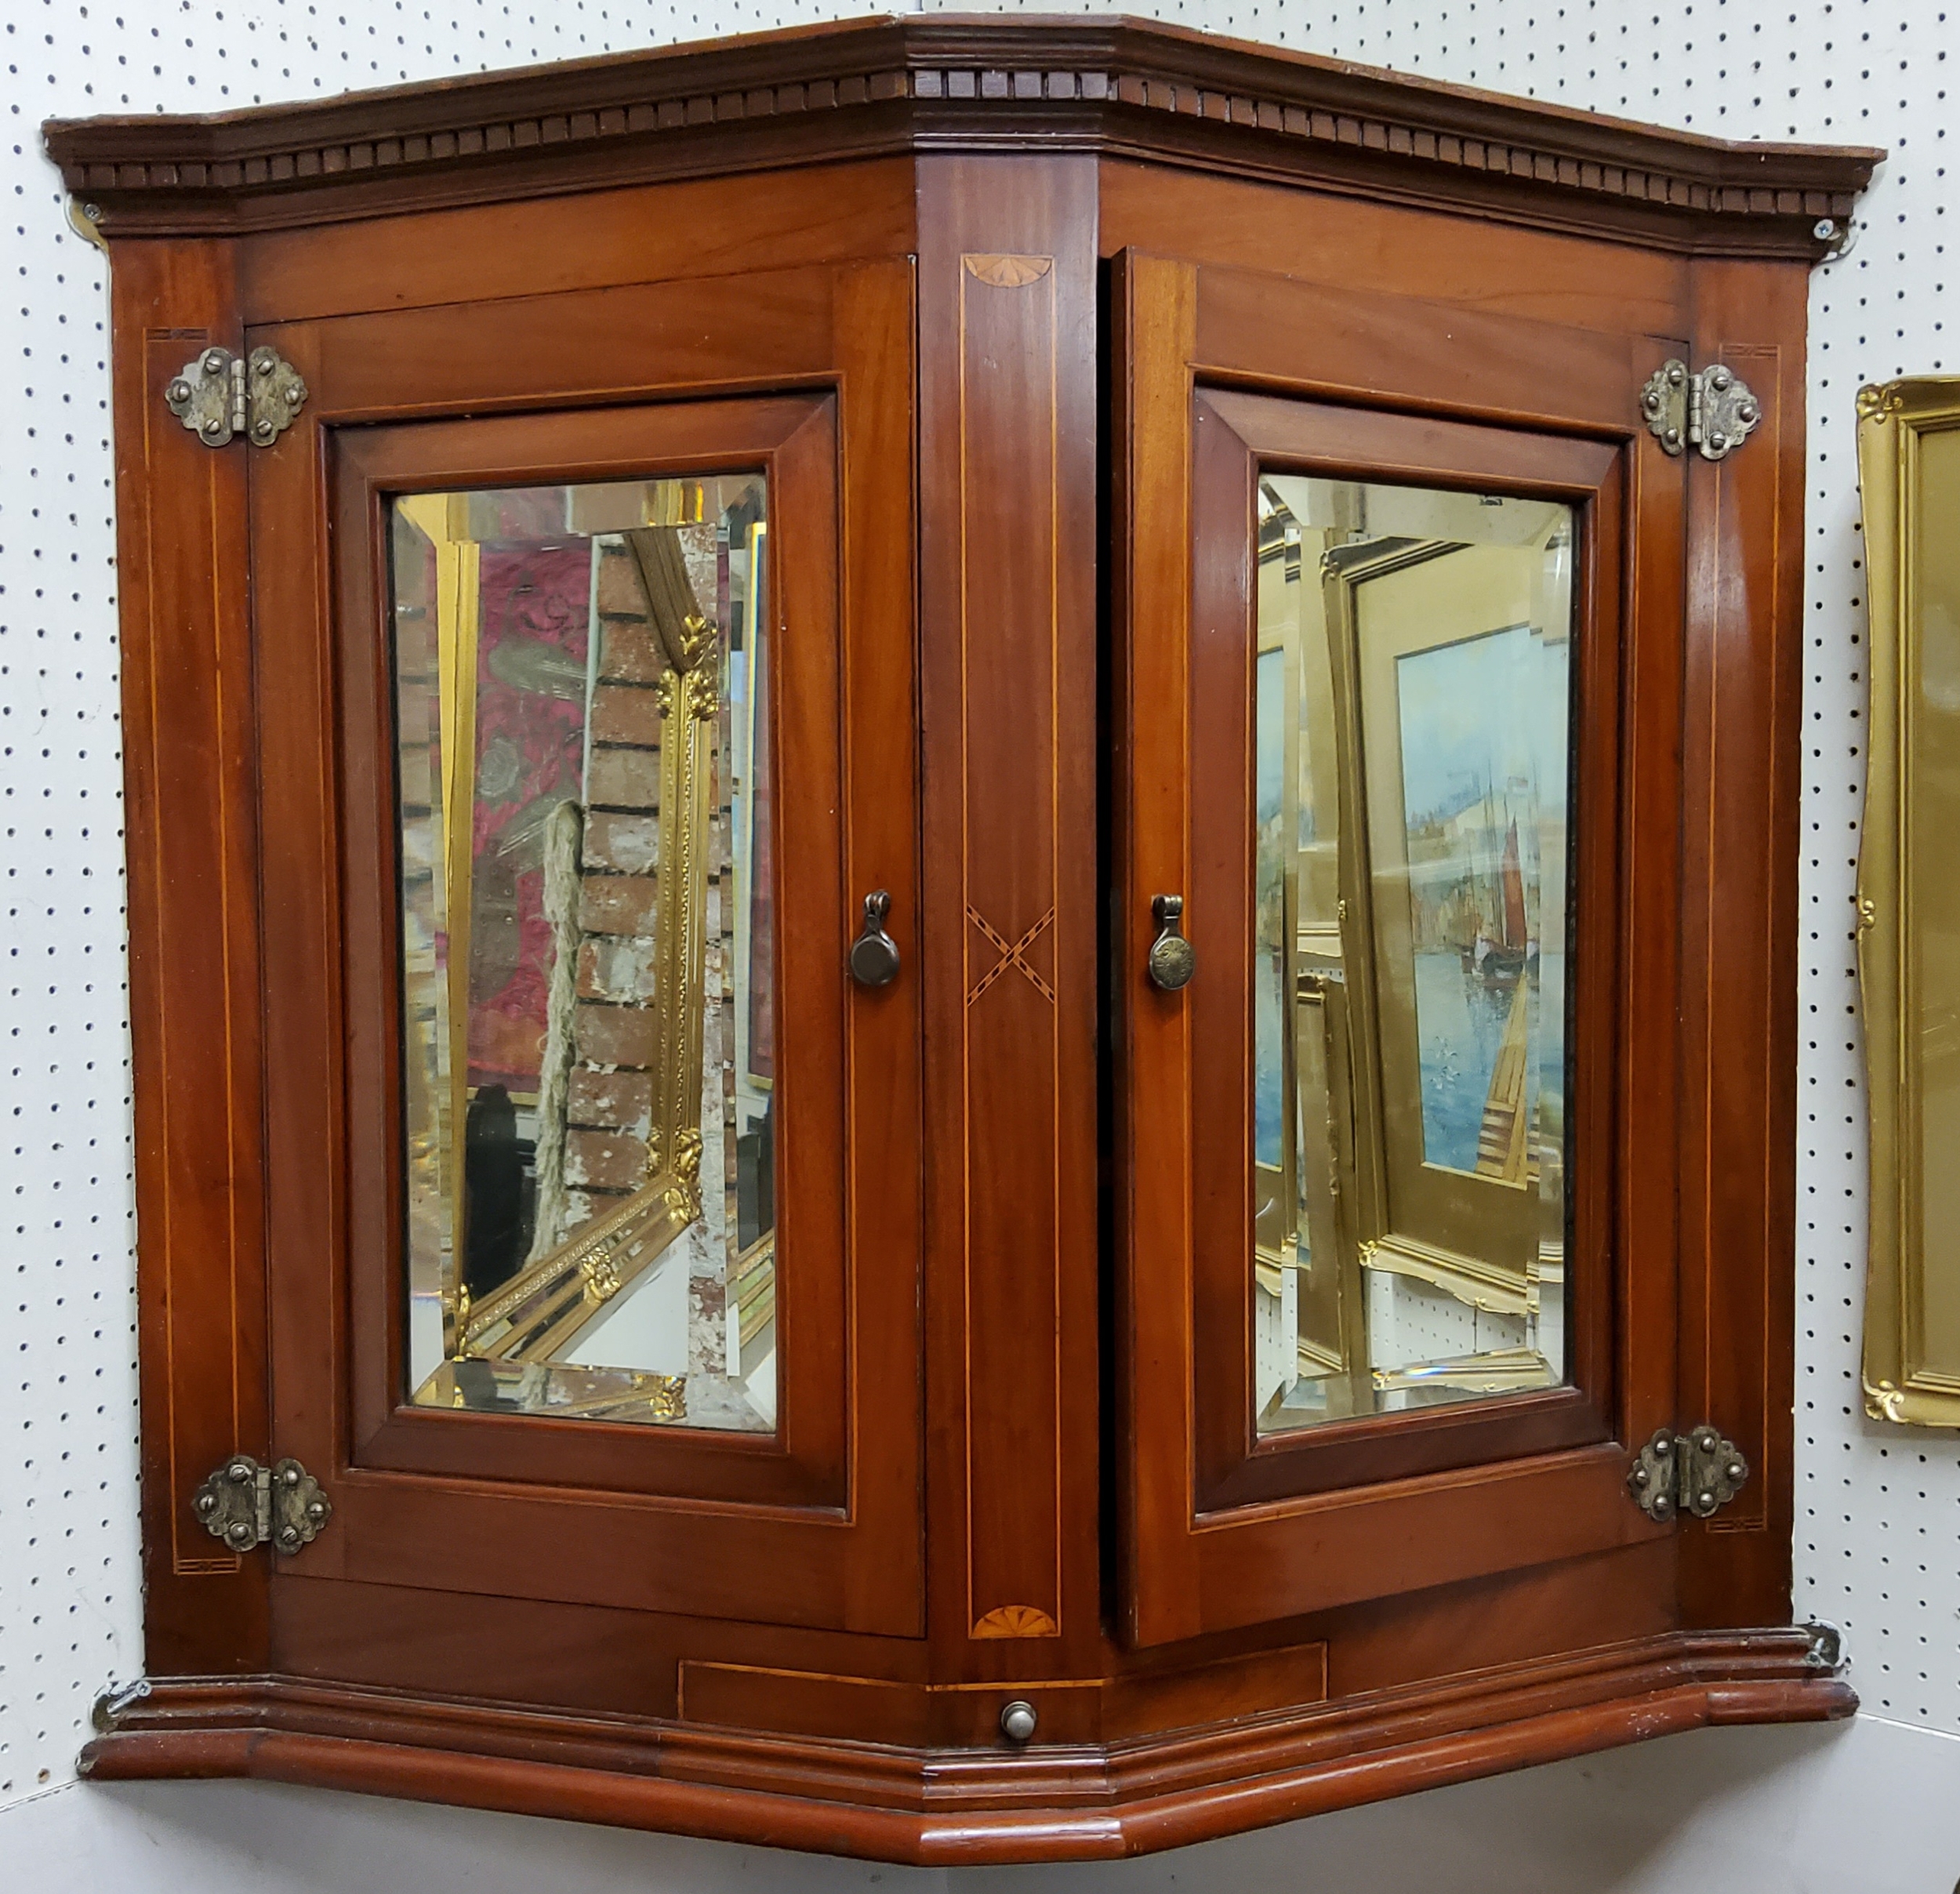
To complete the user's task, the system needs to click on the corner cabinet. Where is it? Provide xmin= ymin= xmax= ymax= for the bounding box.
xmin=48 ymin=16 xmax=1876 ymax=1863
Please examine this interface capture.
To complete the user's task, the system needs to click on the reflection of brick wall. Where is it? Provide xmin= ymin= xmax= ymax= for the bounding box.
xmin=562 ymin=542 xmax=664 ymax=1234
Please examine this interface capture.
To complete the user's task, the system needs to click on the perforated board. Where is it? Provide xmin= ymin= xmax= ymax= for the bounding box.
xmin=0 ymin=0 xmax=1949 ymax=1823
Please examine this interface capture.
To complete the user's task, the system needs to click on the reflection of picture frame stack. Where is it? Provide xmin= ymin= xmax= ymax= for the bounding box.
xmin=390 ymin=474 xmax=781 ymax=1431
xmin=451 ymin=521 xmax=717 ymax=1371
xmin=1327 ymin=535 xmax=1563 ymax=1351
xmin=730 ymin=516 xmax=777 ymax=1374
xmin=716 ymin=509 xmax=776 ymax=1377
xmin=1252 ymin=512 xmax=1367 ymax=1408
xmin=738 ymin=519 xmax=775 ymax=1095
xmin=1250 ymin=477 xmax=1575 ymax=1434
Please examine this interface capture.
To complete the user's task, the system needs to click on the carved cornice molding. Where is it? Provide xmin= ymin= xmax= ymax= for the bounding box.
xmin=44 ymin=14 xmax=1879 ymax=254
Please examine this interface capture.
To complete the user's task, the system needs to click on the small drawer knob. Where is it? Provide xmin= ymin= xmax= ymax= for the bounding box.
xmin=999 ymin=1699 xmax=1037 ymax=1743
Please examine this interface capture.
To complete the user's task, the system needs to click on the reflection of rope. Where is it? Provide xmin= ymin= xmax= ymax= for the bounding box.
xmin=526 ymin=799 xmax=583 ymax=1262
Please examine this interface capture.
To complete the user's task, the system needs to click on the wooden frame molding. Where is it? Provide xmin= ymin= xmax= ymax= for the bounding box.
xmin=47 ymin=16 xmax=1874 ymax=254
xmin=1857 ymin=376 xmax=1960 ymax=1427
xmin=83 ymin=1628 xmax=1849 ymax=1863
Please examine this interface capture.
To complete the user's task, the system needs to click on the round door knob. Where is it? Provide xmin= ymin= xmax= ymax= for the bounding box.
xmin=999 ymin=1699 xmax=1037 ymax=1743
xmin=849 ymin=890 xmax=900 ymax=988
xmin=1146 ymin=893 xmax=1196 ymax=992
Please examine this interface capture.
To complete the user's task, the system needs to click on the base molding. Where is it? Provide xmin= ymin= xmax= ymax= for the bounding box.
xmin=80 ymin=1627 xmax=1854 ymax=1864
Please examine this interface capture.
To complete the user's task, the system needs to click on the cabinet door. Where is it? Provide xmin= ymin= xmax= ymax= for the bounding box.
xmin=1115 ymin=252 xmax=1688 ymax=1645
xmin=250 ymin=260 xmax=920 ymax=1638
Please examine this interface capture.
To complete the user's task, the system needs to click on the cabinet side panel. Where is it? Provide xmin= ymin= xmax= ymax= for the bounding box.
xmin=1678 ymin=256 xmax=1810 ymax=1626
xmin=917 ymin=155 xmax=1102 ymax=1671
xmin=111 ymin=238 xmax=269 ymax=1673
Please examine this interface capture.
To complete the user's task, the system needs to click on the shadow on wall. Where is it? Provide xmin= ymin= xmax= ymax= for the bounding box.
xmin=18 ymin=1716 xmax=1959 ymax=1894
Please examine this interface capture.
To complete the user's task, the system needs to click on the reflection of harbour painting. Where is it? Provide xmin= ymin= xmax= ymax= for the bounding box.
xmin=1395 ymin=624 xmax=1568 ymax=1178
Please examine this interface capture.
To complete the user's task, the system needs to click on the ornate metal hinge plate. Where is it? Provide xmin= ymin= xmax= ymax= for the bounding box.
xmin=165 ymin=344 xmax=308 ymax=448
xmin=1626 ymin=1425 xmax=1749 ymax=1522
xmin=192 ymin=1454 xmax=332 ymax=1555
xmin=1640 ymin=359 xmax=1761 ymax=461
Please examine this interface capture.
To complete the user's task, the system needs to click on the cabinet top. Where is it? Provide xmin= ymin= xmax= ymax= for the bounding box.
xmin=45 ymin=12 xmax=1877 ymax=256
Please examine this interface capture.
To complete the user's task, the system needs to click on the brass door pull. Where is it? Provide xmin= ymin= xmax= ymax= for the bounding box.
xmin=850 ymin=889 xmax=901 ymax=988
xmin=1147 ymin=893 xmax=1196 ymax=991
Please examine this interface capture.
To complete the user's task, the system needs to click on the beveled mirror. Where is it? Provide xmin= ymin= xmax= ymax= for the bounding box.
xmin=1250 ymin=476 xmax=1573 ymax=1434
xmin=392 ymin=474 xmax=777 ymax=1430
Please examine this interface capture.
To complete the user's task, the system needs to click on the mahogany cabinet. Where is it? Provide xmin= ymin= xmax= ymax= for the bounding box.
xmin=47 ymin=15 xmax=1877 ymax=1863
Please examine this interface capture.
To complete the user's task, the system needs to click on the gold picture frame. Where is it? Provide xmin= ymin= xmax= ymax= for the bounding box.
xmin=1857 ymin=376 xmax=1960 ymax=1425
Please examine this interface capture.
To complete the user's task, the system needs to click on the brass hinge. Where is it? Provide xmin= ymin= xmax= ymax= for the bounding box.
xmin=1639 ymin=359 xmax=1761 ymax=461
xmin=1626 ymin=1425 xmax=1750 ymax=1522
xmin=164 ymin=344 xmax=308 ymax=448
xmin=192 ymin=1454 xmax=332 ymax=1555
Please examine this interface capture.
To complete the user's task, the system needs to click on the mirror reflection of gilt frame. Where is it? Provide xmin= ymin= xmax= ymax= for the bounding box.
xmin=1324 ymin=539 xmax=1548 ymax=1324
xmin=397 ymin=495 xmax=717 ymax=1375
xmin=1254 ymin=518 xmax=1366 ymax=1395
xmin=1857 ymin=376 xmax=1960 ymax=1426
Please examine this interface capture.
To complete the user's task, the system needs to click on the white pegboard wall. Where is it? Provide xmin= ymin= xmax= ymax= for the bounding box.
xmin=1 ymin=0 xmax=1951 ymax=1834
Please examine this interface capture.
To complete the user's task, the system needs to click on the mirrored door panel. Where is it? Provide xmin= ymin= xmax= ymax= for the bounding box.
xmin=1120 ymin=254 xmax=1679 ymax=1647
xmin=1176 ymin=383 xmax=1632 ymax=1512
xmin=392 ymin=474 xmax=777 ymax=1431
xmin=1251 ymin=478 xmax=1574 ymax=1435
xmin=262 ymin=274 xmax=919 ymax=1631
